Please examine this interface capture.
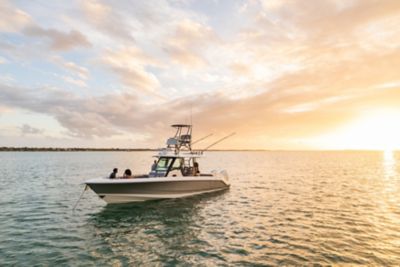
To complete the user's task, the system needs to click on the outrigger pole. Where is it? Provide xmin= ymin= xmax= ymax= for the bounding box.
xmin=192 ymin=133 xmax=214 ymax=145
xmin=202 ymin=132 xmax=236 ymax=151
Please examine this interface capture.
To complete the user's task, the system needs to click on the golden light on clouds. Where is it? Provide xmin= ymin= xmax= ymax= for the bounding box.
xmin=0 ymin=0 xmax=400 ymax=149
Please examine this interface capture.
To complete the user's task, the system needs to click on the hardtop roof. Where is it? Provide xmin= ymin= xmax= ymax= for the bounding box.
xmin=171 ymin=124 xmax=191 ymax=128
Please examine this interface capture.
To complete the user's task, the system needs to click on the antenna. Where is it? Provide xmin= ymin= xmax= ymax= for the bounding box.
xmin=190 ymin=104 xmax=193 ymax=148
xmin=190 ymin=104 xmax=193 ymax=126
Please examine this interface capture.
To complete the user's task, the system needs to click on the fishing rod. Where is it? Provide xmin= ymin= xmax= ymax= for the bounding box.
xmin=192 ymin=133 xmax=213 ymax=145
xmin=72 ymin=185 xmax=88 ymax=211
xmin=202 ymin=132 xmax=236 ymax=151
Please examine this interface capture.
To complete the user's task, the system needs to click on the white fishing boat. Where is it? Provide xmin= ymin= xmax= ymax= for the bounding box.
xmin=84 ymin=124 xmax=231 ymax=204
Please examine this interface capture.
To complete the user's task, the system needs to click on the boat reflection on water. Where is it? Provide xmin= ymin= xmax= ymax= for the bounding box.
xmin=89 ymin=189 xmax=227 ymax=227
xmin=86 ymin=191 xmax=228 ymax=265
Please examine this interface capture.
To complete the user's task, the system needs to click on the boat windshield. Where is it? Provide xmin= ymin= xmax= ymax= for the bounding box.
xmin=156 ymin=157 xmax=173 ymax=171
xmin=171 ymin=158 xmax=183 ymax=170
xmin=151 ymin=157 xmax=187 ymax=177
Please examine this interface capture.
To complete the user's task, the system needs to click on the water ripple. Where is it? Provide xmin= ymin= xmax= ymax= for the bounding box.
xmin=0 ymin=151 xmax=400 ymax=265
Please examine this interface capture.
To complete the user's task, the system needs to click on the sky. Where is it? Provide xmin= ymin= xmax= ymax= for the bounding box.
xmin=0 ymin=0 xmax=400 ymax=150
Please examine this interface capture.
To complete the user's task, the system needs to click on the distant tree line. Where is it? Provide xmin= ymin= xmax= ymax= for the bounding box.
xmin=0 ymin=147 xmax=155 ymax=152
xmin=0 ymin=147 xmax=267 ymax=152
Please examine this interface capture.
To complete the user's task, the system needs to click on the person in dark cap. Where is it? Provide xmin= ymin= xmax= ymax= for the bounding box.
xmin=109 ymin=168 xmax=118 ymax=179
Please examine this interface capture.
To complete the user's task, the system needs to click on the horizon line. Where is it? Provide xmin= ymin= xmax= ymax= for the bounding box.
xmin=0 ymin=146 xmax=397 ymax=152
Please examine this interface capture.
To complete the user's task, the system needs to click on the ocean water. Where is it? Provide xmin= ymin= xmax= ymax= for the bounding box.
xmin=0 ymin=151 xmax=399 ymax=266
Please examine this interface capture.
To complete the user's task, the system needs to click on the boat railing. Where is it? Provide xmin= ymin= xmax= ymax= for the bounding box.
xmin=211 ymin=169 xmax=229 ymax=181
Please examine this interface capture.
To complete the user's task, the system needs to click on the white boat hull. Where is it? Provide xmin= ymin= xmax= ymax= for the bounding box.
xmin=85 ymin=176 xmax=230 ymax=204
xmin=99 ymin=188 xmax=228 ymax=204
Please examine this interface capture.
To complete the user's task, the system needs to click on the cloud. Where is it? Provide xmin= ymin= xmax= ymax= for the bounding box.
xmin=20 ymin=124 xmax=44 ymax=135
xmin=0 ymin=81 xmax=194 ymax=141
xmin=258 ymin=0 xmax=400 ymax=53
xmin=61 ymin=76 xmax=87 ymax=88
xmin=52 ymin=56 xmax=89 ymax=80
xmin=229 ymin=62 xmax=251 ymax=76
xmin=0 ymin=105 xmax=12 ymax=115
xmin=258 ymin=0 xmax=290 ymax=12
xmin=164 ymin=19 xmax=217 ymax=68
xmin=55 ymin=109 xmax=119 ymax=138
xmin=0 ymin=85 xmax=104 ymax=138
xmin=1 ymin=0 xmax=400 ymax=149
xmin=80 ymin=0 xmax=135 ymax=42
xmin=164 ymin=45 xmax=206 ymax=68
xmin=23 ymin=25 xmax=91 ymax=51
xmin=1 ymin=43 xmax=399 ymax=147
xmin=50 ymin=56 xmax=89 ymax=87
xmin=101 ymin=47 xmax=161 ymax=94
xmin=0 ymin=0 xmax=31 ymax=32
xmin=0 ymin=83 xmax=140 ymax=138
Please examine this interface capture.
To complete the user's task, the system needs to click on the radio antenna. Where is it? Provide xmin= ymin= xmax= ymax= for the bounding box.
xmin=190 ymin=104 xmax=193 ymax=147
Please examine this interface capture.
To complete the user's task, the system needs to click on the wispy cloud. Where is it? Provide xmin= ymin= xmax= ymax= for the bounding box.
xmin=23 ymin=25 xmax=91 ymax=51
xmin=80 ymin=0 xmax=135 ymax=43
xmin=101 ymin=47 xmax=161 ymax=94
xmin=0 ymin=0 xmax=31 ymax=32
xmin=20 ymin=124 xmax=44 ymax=135
xmin=59 ymin=61 xmax=89 ymax=80
xmin=164 ymin=19 xmax=217 ymax=68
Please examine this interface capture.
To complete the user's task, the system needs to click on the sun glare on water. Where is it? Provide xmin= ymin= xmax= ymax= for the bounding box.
xmin=315 ymin=109 xmax=400 ymax=150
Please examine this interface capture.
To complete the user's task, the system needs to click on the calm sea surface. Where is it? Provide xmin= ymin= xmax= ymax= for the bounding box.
xmin=0 ymin=151 xmax=400 ymax=266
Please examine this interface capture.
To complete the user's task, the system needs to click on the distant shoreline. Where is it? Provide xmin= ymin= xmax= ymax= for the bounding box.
xmin=0 ymin=147 xmax=155 ymax=152
xmin=0 ymin=147 xmax=267 ymax=152
xmin=0 ymin=147 xmax=394 ymax=152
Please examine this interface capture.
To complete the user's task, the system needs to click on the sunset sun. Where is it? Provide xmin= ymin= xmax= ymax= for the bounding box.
xmin=315 ymin=109 xmax=400 ymax=150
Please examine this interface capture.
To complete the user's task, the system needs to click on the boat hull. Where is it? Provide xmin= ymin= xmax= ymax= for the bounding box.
xmin=85 ymin=177 xmax=230 ymax=204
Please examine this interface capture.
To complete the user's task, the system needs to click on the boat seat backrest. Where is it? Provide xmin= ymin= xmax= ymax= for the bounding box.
xmin=182 ymin=166 xmax=193 ymax=176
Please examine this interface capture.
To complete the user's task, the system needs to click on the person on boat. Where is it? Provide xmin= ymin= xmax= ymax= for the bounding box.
xmin=151 ymin=160 xmax=157 ymax=171
xmin=193 ymin=162 xmax=200 ymax=176
xmin=109 ymin=168 xmax=118 ymax=179
xmin=123 ymin=169 xmax=132 ymax=178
